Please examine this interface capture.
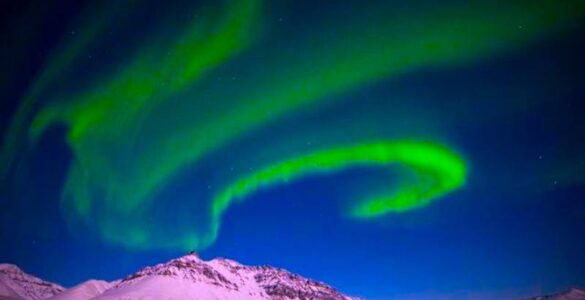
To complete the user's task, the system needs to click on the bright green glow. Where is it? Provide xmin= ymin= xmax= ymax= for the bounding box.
xmin=43 ymin=0 xmax=585 ymax=249
xmin=0 ymin=0 xmax=583 ymax=250
xmin=211 ymin=141 xmax=466 ymax=223
xmin=32 ymin=0 xmax=262 ymax=140
xmin=33 ymin=0 xmax=263 ymax=215
xmin=131 ymin=140 xmax=467 ymax=250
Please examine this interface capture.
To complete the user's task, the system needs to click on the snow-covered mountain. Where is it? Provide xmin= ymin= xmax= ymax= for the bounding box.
xmin=3 ymin=254 xmax=583 ymax=300
xmin=51 ymin=280 xmax=112 ymax=300
xmin=524 ymin=288 xmax=585 ymax=300
xmin=93 ymin=253 xmax=359 ymax=300
xmin=1 ymin=253 xmax=361 ymax=300
xmin=0 ymin=264 xmax=64 ymax=299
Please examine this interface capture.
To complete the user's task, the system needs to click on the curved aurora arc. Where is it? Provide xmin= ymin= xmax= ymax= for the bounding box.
xmin=202 ymin=141 xmax=467 ymax=248
xmin=0 ymin=0 xmax=583 ymax=250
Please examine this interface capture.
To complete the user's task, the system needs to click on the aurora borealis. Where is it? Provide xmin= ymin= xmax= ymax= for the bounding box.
xmin=210 ymin=141 xmax=466 ymax=241
xmin=1 ymin=0 xmax=585 ymax=298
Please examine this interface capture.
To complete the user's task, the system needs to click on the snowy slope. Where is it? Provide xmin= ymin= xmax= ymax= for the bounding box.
xmin=95 ymin=253 xmax=359 ymax=300
xmin=0 ymin=264 xmax=64 ymax=300
xmin=50 ymin=280 xmax=111 ymax=300
xmin=0 ymin=253 xmax=359 ymax=299
xmin=4 ymin=253 xmax=581 ymax=300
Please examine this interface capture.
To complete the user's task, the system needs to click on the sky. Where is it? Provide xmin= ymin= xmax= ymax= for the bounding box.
xmin=0 ymin=0 xmax=584 ymax=299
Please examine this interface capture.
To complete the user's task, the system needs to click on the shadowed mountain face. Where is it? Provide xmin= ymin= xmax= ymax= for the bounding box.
xmin=1 ymin=254 xmax=361 ymax=300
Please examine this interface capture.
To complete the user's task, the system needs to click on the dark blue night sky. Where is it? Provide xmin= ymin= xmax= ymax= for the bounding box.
xmin=1 ymin=1 xmax=584 ymax=299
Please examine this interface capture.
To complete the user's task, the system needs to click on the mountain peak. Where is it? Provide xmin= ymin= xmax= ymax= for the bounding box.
xmin=104 ymin=254 xmax=360 ymax=300
xmin=0 ymin=263 xmax=64 ymax=300
xmin=1 ymin=257 xmax=582 ymax=300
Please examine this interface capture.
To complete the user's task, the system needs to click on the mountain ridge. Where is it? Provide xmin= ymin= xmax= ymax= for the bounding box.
xmin=0 ymin=263 xmax=65 ymax=300
xmin=2 ymin=255 xmax=583 ymax=300
xmin=1 ymin=254 xmax=361 ymax=300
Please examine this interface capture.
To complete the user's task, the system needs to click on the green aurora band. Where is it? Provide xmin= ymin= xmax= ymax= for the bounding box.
xmin=203 ymin=141 xmax=467 ymax=248
xmin=1 ymin=0 xmax=584 ymax=250
xmin=213 ymin=141 xmax=466 ymax=219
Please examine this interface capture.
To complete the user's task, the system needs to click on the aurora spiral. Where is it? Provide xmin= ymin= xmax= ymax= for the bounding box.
xmin=1 ymin=0 xmax=584 ymax=251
